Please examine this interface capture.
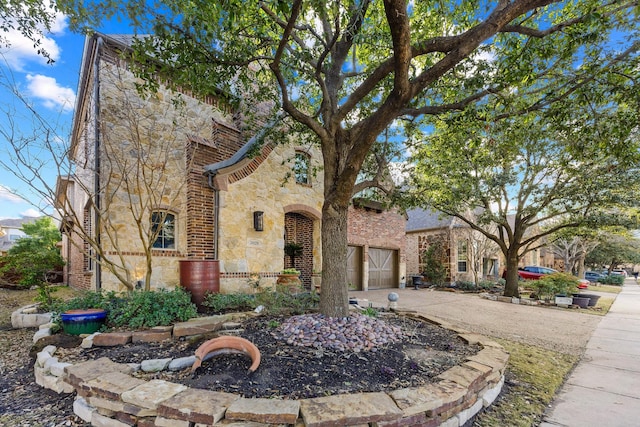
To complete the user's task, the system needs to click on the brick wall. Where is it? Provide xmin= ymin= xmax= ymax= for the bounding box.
xmin=284 ymin=213 xmax=314 ymax=289
xmin=347 ymin=204 xmax=406 ymax=258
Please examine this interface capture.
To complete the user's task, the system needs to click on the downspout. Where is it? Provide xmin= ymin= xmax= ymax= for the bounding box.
xmin=207 ymin=174 xmax=219 ymax=260
xmin=93 ymin=36 xmax=103 ymax=290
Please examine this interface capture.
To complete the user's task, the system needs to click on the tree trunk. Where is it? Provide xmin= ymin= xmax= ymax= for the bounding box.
xmin=503 ymin=253 xmax=521 ymax=297
xmin=319 ymin=200 xmax=350 ymax=317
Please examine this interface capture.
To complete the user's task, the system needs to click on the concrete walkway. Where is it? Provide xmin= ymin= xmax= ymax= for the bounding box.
xmin=541 ymin=279 xmax=640 ymax=427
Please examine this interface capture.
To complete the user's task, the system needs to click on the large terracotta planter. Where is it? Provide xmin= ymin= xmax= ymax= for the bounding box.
xmin=179 ymin=260 xmax=220 ymax=311
xmin=61 ymin=309 xmax=107 ymax=335
xmin=276 ymin=273 xmax=302 ymax=293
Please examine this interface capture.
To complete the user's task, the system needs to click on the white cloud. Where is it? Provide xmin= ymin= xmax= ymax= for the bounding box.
xmin=26 ymin=74 xmax=76 ymax=112
xmin=0 ymin=2 xmax=67 ymax=71
xmin=0 ymin=185 xmax=25 ymax=203
xmin=20 ymin=208 xmax=41 ymax=218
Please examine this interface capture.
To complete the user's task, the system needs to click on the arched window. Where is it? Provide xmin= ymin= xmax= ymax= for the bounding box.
xmin=151 ymin=211 xmax=176 ymax=249
xmin=294 ymin=151 xmax=310 ymax=185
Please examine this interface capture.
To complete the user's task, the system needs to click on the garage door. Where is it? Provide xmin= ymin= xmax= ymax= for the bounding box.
xmin=347 ymin=246 xmax=362 ymax=291
xmin=368 ymin=248 xmax=397 ymax=289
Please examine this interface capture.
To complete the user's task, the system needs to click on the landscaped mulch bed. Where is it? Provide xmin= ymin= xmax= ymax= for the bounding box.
xmin=55 ymin=313 xmax=479 ymax=400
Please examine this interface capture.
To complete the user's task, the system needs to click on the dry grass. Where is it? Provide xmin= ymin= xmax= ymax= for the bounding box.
xmin=473 ymin=339 xmax=579 ymax=426
xmin=588 ymin=284 xmax=623 ymax=294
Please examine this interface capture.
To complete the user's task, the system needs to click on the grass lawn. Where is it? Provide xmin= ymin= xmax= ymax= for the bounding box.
xmin=473 ymin=339 xmax=579 ymax=426
xmin=588 ymin=284 xmax=623 ymax=294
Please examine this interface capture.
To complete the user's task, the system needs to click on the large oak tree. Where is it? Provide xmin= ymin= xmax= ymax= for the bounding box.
xmin=58 ymin=0 xmax=639 ymax=315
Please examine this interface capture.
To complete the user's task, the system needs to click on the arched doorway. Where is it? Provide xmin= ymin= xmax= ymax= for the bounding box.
xmin=284 ymin=212 xmax=314 ymax=290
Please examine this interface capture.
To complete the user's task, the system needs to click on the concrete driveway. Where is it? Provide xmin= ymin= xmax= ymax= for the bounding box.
xmin=350 ymin=288 xmax=605 ymax=355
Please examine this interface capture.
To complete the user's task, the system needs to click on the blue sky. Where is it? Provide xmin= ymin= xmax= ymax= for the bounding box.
xmin=0 ymin=7 xmax=128 ymax=220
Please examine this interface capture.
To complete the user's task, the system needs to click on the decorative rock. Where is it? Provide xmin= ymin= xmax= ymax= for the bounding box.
xmin=50 ymin=361 xmax=73 ymax=377
xmin=93 ymin=332 xmax=133 ymax=347
xmin=272 ymin=313 xmax=403 ymax=352
xmin=91 ymin=411 xmax=131 ymax=427
xmin=299 ymin=392 xmax=402 ymax=426
xmin=36 ymin=350 xmax=52 ymax=368
xmin=81 ymin=332 xmax=100 ymax=348
xmin=172 ymin=317 xmax=226 ymax=338
xmin=226 ymin=398 xmax=300 ymax=424
xmin=73 ymin=397 xmax=96 ymax=423
xmin=168 ymin=356 xmax=196 ymax=371
xmin=64 ymin=357 xmax=133 ymax=388
xmin=33 ymin=327 xmax=52 ymax=343
xmin=481 ymin=377 xmax=504 ymax=407
xmin=388 ymin=292 xmax=399 ymax=302
xmin=141 ymin=358 xmax=172 ymax=372
xmin=132 ymin=330 xmax=172 ymax=343
xmin=157 ymin=388 xmax=238 ymax=425
xmin=82 ymin=372 xmax=147 ymax=400
xmin=121 ymin=380 xmax=187 ymax=410
xmin=43 ymin=356 xmax=59 ymax=373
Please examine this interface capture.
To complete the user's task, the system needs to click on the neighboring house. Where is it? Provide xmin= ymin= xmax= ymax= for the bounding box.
xmin=57 ymin=33 xmax=406 ymax=294
xmin=405 ymin=209 xmax=501 ymax=283
xmin=0 ymin=217 xmax=39 ymax=256
xmin=347 ymin=199 xmax=407 ymax=291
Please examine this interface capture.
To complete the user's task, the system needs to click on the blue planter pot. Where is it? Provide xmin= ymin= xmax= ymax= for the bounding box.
xmin=61 ymin=309 xmax=107 ymax=335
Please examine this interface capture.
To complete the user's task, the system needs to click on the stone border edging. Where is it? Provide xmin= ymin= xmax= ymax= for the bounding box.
xmin=33 ymin=312 xmax=508 ymax=427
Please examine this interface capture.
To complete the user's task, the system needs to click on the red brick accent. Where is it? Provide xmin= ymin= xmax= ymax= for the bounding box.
xmin=284 ymin=212 xmax=314 ymax=289
xmin=347 ymin=205 xmax=406 ymax=262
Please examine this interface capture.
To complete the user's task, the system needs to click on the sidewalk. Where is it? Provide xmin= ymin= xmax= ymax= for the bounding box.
xmin=540 ymin=279 xmax=640 ymax=427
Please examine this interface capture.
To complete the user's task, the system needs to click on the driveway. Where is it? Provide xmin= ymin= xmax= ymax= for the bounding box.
xmin=350 ymin=288 xmax=605 ymax=355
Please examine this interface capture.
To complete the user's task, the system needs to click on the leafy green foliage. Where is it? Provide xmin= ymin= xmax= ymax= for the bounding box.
xmin=202 ymin=293 xmax=255 ymax=313
xmin=203 ymin=286 xmax=319 ymax=316
xmin=52 ymin=288 xmax=197 ymax=329
xmin=0 ymin=218 xmax=64 ymax=307
xmin=0 ymin=218 xmax=64 ymax=289
xmin=421 ymin=243 xmax=447 ymax=287
xmin=55 ymin=0 xmax=639 ymax=317
xmin=597 ymin=275 xmax=624 ymax=286
xmin=529 ymin=273 xmax=580 ymax=301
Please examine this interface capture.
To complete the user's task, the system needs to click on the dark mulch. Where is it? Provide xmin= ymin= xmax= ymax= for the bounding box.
xmin=56 ymin=314 xmax=479 ymax=400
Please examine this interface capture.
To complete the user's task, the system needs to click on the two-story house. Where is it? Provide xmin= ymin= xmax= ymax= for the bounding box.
xmin=56 ymin=33 xmax=407 ymax=295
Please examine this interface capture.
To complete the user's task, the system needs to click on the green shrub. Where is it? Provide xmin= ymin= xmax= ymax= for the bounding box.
xmin=597 ymin=274 xmax=624 ymax=285
xmin=477 ymin=280 xmax=498 ymax=290
xmin=529 ymin=273 xmax=579 ymax=300
xmin=203 ymin=293 xmax=256 ymax=313
xmin=107 ymin=288 xmax=197 ymax=328
xmin=53 ymin=287 xmax=197 ymax=329
xmin=454 ymin=280 xmax=476 ymax=291
xmin=254 ymin=286 xmax=319 ymax=315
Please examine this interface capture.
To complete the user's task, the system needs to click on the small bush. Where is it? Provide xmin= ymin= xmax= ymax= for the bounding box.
xmin=53 ymin=287 xmax=197 ymax=329
xmin=203 ymin=286 xmax=319 ymax=316
xmin=203 ymin=293 xmax=256 ymax=313
xmin=597 ymin=275 xmax=624 ymax=285
xmin=454 ymin=280 xmax=476 ymax=291
xmin=529 ymin=273 xmax=579 ymax=301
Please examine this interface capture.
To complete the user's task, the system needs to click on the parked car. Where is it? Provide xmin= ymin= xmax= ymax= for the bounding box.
xmin=585 ymin=271 xmax=605 ymax=283
xmin=611 ymin=269 xmax=628 ymax=277
xmin=517 ymin=266 xmax=589 ymax=289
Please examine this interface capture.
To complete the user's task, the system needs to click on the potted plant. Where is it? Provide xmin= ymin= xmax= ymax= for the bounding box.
xmin=284 ymin=242 xmax=303 ymax=269
xmin=277 ymin=268 xmax=302 ymax=293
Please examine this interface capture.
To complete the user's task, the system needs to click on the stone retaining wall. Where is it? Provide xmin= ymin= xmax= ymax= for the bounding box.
xmin=32 ymin=313 xmax=508 ymax=427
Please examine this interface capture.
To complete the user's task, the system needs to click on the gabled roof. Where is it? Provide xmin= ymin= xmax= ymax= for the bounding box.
xmin=406 ymin=208 xmax=453 ymax=232
xmin=0 ymin=217 xmax=40 ymax=229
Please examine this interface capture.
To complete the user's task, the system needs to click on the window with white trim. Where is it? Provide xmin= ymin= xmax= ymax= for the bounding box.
xmin=294 ymin=151 xmax=310 ymax=185
xmin=457 ymin=240 xmax=468 ymax=272
xmin=151 ymin=211 xmax=176 ymax=249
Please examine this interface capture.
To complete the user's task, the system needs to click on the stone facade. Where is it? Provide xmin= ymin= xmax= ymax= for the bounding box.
xmin=59 ymin=34 xmax=327 ymax=294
